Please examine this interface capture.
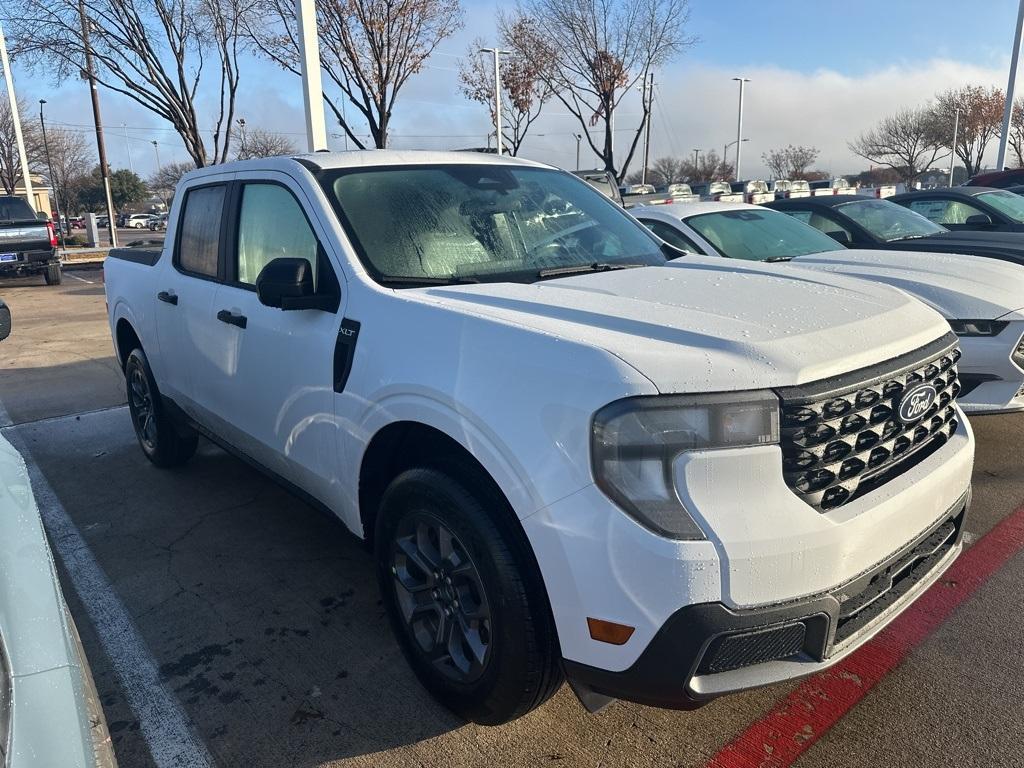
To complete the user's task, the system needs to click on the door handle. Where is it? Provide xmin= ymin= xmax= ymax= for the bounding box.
xmin=157 ymin=291 xmax=178 ymax=306
xmin=217 ymin=309 xmax=247 ymax=329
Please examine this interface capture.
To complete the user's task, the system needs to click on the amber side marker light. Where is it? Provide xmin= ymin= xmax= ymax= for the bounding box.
xmin=587 ymin=617 xmax=635 ymax=645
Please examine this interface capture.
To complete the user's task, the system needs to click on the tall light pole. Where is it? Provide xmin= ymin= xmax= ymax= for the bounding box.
xmin=724 ymin=138 xmax=749 ymax=175
xmin=949 ymin=108 xmax=961 ymax=187
xmin=693 ymin=148 xmax=701 ymax=166
xmin=0 ymin=23 xmax=34 ymax=210
xmin=152 ymin=140 xmax=161 ymax=172
xmin=732 ymin=77 xmax=750 ymax=181
xmin=575 ymin=134 xmax=582 ymax=170
xmin=480 ymin=47 xmax=510 ymax=155
xmin=641 ymin=72 xmax=654 ymax=185
xmin=997 ymin=0 xmax=1024 ymax=171
xmin=78 ymin=0 xmax=117 ymax=246
xmin=38 ymin=100 xmax=65 ymax=249
xmin=296 ymin=0 xmax=328 ymax=151
xmin=122 ymin=123 xmax=134 ymax=173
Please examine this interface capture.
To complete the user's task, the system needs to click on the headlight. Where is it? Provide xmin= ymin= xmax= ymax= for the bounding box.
xmin=948 ymin=319 xmax=1008 ymax=337
xmin=591 ymin=391 xmax=780 ymax=539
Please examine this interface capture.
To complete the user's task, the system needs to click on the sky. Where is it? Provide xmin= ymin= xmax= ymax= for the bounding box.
xmin=10 ymin=0 xmax=1024 ymax=180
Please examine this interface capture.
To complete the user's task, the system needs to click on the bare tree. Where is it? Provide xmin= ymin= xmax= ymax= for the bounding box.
xmin=506 ymin=0 xmax=695 ymax=182
xmin=247 ymin=0 xmax=462 ymax=149
xmin=234 ymin=125 xmax=299 ymax=159
xmin=761 ymin=144 xmax=820 ymax=180
xmin=5 ymin=0 xmax=255 ymax=167
xmin=849 ymin=107 xmax=944 ymax=186
xmin=40 ymin=127 xmax=91 ymax=215
xmin=682 ymin=149 xmax=731 ymax=183
xmin=625 ymin=155 xmax=687 ymax=187
xmin=148 ymin=160 xmax=195 ymax=203
xmin=1010 ymin=99 xmax=1024 ymax=168
xmin=927 ymin=85 xmax=1004 ymax=177
xmin=459 ymin=26 xmax=554 ymax=156
xmin=0 ymin=95 xmax=45 ymax=194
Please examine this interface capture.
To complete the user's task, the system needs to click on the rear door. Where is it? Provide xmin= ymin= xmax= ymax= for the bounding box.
xmin=201 ymin=173 xmax=343 ymax=501
xmin=151 ymin=180 xmax=231 ymax=410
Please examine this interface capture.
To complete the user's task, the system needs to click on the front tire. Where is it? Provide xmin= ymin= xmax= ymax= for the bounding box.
xmin=44 ymin=264 xmax=62 ymax=285
xmin=124 ymin=348 xmax=198 ymax=467
xmin=376 ymin=467 xmax=563 ymax=725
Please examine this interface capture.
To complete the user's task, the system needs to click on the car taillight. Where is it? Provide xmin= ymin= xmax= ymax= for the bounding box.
xmin=47 ymin=221 xmax=57 ymax=248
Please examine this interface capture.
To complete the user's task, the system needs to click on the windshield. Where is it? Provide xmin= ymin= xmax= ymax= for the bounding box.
xmin=977 ymin=190 xmax=1024 ymax=223
xmin=0 ymin=197 xmax=37 ymax=221
xmin=836 ymin=199 xmax=946 ymax=241
xmin=685 ymin=208 xmax=842 ymax=260
xmin=324 ymin=165 xmax=666 ymax=285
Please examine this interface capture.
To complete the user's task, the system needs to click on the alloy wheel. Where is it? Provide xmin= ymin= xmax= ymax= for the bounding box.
xmin=128 ymin=366 xmax=157 ymax=451
xmin=390 ymin=512 xmax=492 ymax=683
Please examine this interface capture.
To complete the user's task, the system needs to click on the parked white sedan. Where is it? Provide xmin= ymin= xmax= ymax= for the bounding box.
xmin=0 ymin=301 xmax=116 ymax=767
xmin=634 ymin=202 xmax=1024 ymax=415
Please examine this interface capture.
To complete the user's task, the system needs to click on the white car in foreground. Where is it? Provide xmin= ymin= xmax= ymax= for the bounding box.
xmin=0 ymin=301 xmax=116 ymax=767
xmin=105 ymin=152 xmax=972 ymax=723
xmin=635 ymin=201 xmax=1024 ymax=415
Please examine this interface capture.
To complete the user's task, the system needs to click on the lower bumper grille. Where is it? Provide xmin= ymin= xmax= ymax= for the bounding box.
xmin=832 ymin=515 xmax=960 ymax=648
xmin=778 ymin=336 xmax=961 ymax=512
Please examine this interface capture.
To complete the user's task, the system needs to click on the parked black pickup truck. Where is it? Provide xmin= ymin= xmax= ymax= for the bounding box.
xmin=0 ymin=196 xmax=60 ymax=285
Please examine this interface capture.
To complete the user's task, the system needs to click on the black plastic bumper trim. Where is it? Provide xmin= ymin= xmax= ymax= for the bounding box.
xmin=563 ymin=489 xmax=970 ymax=710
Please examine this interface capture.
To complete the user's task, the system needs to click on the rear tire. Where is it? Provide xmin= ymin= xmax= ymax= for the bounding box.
xmin=376 ymin=466 xmax=563 ymax=725
xmin=44 ymin=264 xmax=62 ymax=285
xmin=124 ymin=348 xmax=198 ymax=468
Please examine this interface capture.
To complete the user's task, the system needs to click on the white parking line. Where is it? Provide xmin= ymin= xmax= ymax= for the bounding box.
xmin=0 ymin=401 xmax=216 ymax=768
xmin=66 ymin=272 xmax=95 ymax=284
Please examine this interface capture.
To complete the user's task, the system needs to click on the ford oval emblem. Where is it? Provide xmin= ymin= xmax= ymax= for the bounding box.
xmin=898 ymin=382 xmax=938 ymax=425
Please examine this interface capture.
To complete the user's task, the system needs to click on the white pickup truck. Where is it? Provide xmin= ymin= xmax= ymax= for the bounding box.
xmin=105 ymin=151 xmax=973 ymax=724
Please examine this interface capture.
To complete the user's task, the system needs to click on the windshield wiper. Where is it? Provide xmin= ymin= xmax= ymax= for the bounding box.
xmin=379 ymin=275 xmax=480 ymax=287
xmin=536 ymin=262 xmax=645 ymax=279
xmin=764 ymin=256 xmax=794 ymax=262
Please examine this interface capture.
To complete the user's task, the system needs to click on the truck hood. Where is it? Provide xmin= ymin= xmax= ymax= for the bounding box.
xmin=418 ymin=255 xmax=950 ymax=393
xmin=791 ymin=249 xmax=1024 ymax=321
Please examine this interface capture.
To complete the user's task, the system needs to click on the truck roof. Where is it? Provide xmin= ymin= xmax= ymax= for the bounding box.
xmin=182 ymin=150 xmax=555 ymax=184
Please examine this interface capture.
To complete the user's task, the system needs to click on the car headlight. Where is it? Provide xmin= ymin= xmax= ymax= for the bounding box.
xmin=948 ymin=319 xmax=1008 ymax=337
xmin=591 ymin=391 xmax=780 ymax=539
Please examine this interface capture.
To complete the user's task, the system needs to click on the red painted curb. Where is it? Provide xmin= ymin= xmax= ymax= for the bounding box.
xmin=705 ymin=505 xmax=1024 ymax=768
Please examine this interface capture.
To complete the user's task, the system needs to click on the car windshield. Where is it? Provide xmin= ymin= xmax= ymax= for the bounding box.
xmin=324 ymin=164 xmax=666 ymax=285
xmin=976 ymin=190 xmax=1024 ymax=223
xmin=685 ymin=208 xmax=842 ymax=260
xmin=836 ymin=199 xmax=946 ymax=241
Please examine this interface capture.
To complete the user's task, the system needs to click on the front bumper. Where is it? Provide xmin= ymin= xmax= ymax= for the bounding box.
xmin=564 ymin=491 xmax=968 ymax=709
xmin=956 ymin=322 xmax=1024 ymax=414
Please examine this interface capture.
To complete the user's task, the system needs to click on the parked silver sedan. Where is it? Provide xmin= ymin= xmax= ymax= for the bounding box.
xmin=0 ymin=299 xmax=116 ymax=767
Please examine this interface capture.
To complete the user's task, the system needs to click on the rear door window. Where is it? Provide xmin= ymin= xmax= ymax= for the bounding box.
xmin=176 ymin=185 xmax=226 ymax=278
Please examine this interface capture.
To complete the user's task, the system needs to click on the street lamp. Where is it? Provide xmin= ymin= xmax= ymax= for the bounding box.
xmin=122 ymin=123 xmax=133 ymax=173
xmin=732 ymin=77 xmax=751 ymax=180
xmin=724 ymin=138 xmax=749 ymax=176
xmin=38 ymin=99 xmax=66 ymax=250
xmin=692 ymin=148 xmax=701 ymax=166
xmin=151 ymin=140 xmax=161 ymax=172
xmin=575 ymin=134 xmax=582 ymax=170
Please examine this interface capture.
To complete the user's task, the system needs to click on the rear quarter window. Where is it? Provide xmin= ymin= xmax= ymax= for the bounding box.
xmin=176 ymin=185 xmax=226 ymax=278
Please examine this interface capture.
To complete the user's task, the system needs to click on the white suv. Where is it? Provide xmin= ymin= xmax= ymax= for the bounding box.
xmin=104 ymin=152 xmax=973 ymax=724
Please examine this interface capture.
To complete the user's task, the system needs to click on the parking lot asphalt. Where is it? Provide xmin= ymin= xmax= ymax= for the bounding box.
xmin=1 ymin=271 xmax=1023 ymax=767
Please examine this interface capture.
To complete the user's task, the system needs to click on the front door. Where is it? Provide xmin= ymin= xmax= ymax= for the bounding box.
xmin=204 ymin=176 xmax=344 ymax=504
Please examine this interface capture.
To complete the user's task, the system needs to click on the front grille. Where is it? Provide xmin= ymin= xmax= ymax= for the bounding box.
xmin=1013 ymin=333 xmax=1024 ymax=368
xmin=779 ymin=341 xmax=961 ymax=512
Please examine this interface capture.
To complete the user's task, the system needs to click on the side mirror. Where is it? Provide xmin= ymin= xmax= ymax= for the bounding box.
xmin=965 ymin=213 xmax=993 ymax=226
xmin=256 ymin=257 xmax=332 ymax=311
xmin=827 ymin=230 xmax=852 ymax=246
xmin=0 ymin=299 xmax=11 ymax=342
